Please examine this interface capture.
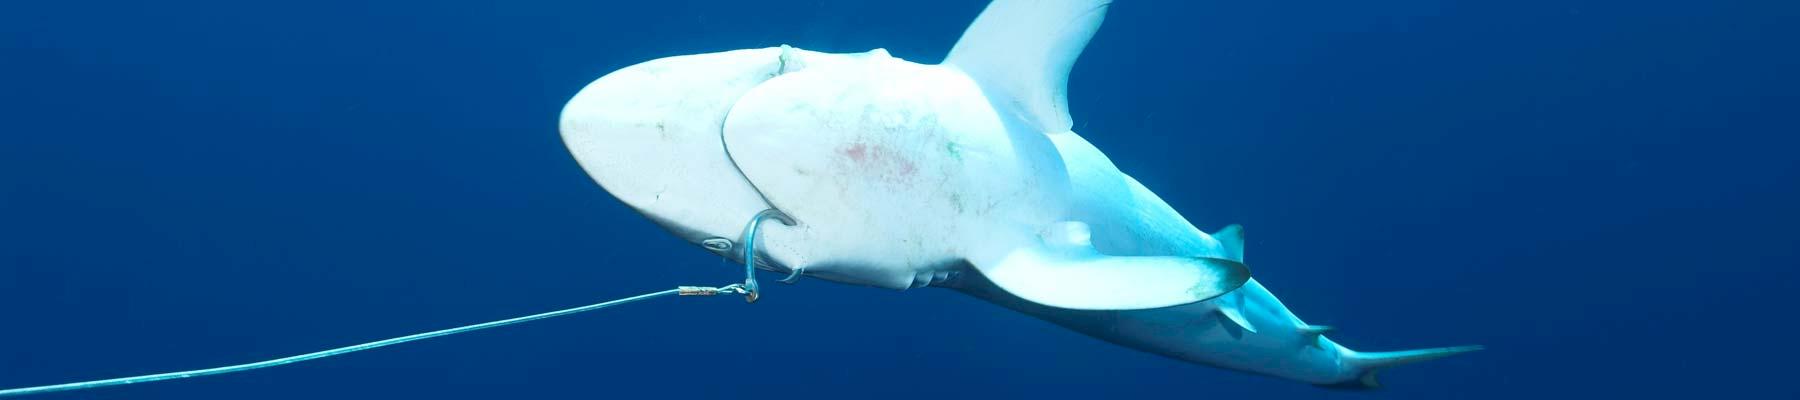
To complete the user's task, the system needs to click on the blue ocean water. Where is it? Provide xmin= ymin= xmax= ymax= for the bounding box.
xmin=2 ymin=0 xmax=1795 ymax=398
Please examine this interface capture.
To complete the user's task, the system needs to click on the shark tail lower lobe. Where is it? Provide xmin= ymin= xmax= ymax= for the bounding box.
xmin=1317 ymin=345 xmax=1485 ymax=390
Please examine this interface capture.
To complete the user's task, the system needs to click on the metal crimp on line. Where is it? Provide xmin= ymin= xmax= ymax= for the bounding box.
xmin=678 ymin=284 xmax=747 ymax=297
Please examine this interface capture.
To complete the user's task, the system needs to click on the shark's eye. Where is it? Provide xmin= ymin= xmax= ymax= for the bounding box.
xmin=702 ymin=238 xmax=734 ymax=251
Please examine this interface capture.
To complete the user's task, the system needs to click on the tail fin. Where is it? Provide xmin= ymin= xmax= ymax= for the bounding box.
xmin=1321 ymin=345 xmax=1484 ymax=390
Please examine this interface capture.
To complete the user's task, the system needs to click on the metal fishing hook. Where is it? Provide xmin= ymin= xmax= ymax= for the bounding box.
xmin=777 ymin=267 xmax=805 ymax=284
xmin=737 ymin=208 xmax=796 ymax=303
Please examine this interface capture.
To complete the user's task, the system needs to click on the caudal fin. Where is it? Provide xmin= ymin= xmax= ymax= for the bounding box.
xmin=1321 ymin=345 xmax=1484 ymax=390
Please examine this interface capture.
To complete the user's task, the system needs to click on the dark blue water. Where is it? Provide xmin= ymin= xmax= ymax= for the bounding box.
xmin=3 ymin=0 xmax=1795 ymax=398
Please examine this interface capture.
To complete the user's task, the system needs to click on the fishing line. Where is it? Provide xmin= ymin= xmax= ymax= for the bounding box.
xmin=0 ymin=208 xmax=795 ymax=397
xmin=0 ymin=284 xmax=748 ymax=398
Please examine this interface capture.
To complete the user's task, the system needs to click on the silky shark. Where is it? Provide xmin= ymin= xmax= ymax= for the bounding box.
xmin=560 ymin=0 xmax=1479 ymax=388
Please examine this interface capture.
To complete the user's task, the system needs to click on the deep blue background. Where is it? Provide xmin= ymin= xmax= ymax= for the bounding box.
xmin=3 ymin=0 xmax=1795 ymax=398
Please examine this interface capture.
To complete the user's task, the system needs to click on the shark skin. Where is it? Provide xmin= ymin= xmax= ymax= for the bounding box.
xmin=721 ymin=52 xmax=1252 ymax=312
xmin=558 ymin=0 xmax=1478 ymax=388
xmin=947 ymin=137 xmax=1483 ymax=386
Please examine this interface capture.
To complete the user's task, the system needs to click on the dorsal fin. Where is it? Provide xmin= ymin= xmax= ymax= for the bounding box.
xmin=944 ymin=0 xmax=1112 ymax=133
xmin=1214 ymin=224 xmax=1245 ymax=262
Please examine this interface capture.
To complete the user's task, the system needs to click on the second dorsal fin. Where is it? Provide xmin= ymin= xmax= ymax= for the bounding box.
xmin=1214 ymin=224 xmax=1245 ymax=262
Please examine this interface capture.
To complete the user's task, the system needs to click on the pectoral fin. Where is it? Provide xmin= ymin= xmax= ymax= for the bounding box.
xmin=973 ymin=222 xmax=1250 ymax=310
xmin=944 ymin=0 xmax=1111 ymax=133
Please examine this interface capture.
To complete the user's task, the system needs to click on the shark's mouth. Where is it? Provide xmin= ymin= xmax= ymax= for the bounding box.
xmin=559 ymin=45 xmax=878 ymax=275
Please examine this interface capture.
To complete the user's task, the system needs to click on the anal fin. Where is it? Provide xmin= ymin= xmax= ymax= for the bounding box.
xmin=1298 ymin=325 xmax=1334 ymax=348
xmin=1217 ymin=304 xmax=1258 ymax=334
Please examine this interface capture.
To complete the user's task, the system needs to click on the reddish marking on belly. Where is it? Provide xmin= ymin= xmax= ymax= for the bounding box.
xmin=837 ymin=142 xmax=918 ymax=184
xmin=842 ymin=144 xmax=868 ymax=163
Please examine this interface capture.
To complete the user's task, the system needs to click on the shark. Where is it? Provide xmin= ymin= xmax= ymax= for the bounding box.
xmin=559 ymin=0 xmax=1479 ymax=389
